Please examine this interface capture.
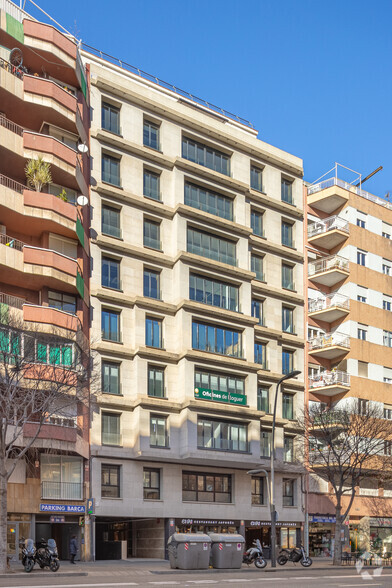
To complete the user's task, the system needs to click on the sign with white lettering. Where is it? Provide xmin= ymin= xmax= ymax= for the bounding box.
xmin=40 ymin=504 xmax=86 ymax=513
xmin=194 ymin=387 xmax=247 ymax=406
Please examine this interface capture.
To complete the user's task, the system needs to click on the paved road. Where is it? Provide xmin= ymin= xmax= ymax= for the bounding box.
xmin=1 ymin=566 xmax=392 ymax=588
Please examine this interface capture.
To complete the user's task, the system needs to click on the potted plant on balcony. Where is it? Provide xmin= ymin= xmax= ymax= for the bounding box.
xmin=25 ymin=156 xmax=52 ymax=192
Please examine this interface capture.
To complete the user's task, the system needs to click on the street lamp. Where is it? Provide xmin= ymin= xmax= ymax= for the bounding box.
xmin=249 ymin=369 xmax=301 ymax=568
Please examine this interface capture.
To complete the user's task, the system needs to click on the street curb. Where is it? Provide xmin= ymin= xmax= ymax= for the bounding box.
xmin=151 ymin=565 xmax=390 ymax=575
xmin=0 ymin=571 xmax=88 ymax=578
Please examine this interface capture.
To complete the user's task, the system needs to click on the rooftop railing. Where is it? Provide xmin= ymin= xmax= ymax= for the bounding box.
xmin=308 ymin=215 xmax=349 ymax=238
xmin=308 ymin=177 xmax=392 ymax=211
xmin=308 ymin=293 xmax=350 ymax=313
xmin=308 ymin=254 xmax=349 ymax=277
xmin=308 ymin=332 xmax=350 ymax=351
xmin=309 ymin=370 xmax=350 ymax=389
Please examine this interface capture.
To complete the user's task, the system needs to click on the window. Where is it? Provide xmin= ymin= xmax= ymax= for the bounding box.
xmin=101 ymin=464 xmax=121 ymax=498
xmin=197 ymin=418 xmax=248 ymax=452
xmin=358 ymin=398 xmax=369 ymax=416
xmin=150 ymin=415 xmax=168 ymax=447
xmin=34 ymin=339 xmax=73 ymax=367
xmin=148 ymin=365 xmax=165 ymax=397
xmin=260 ymin=429 xmax=271 ymax=457
xmin=189 ymin=274 xmax=239 ymax=312
xmin=358 ymin=361 xmax=368 ymax=377
xmin=184 ymin=182 xmax=233 ymax=220
xmin=283 ymin=479 xmax=295 ymax=506
xmin=182 ymin=137 xmax=230 ymax=176
xmin=282 ymin=349 xmax=294 ymax=375
xmin=383 ymin=368 xmax=392 ymax=384
xmin=282 ymin=306 xmax=294 ymax=333
xmin=102 ymin=309 xmax=121 ymax=342
xmin=195 ymin=370 xmax=244 ymax=396
xmin=254 ymin=343 xmax=267 ymax=368
xmin=282 ymin=263 xmax=294 ymax=290
xmin=102 ymin=204 xmax=121 ymax=238
xmin=143 ymin=468 xmax=160 ymax=499
xmin=384 ymin=406 xmax=392 ymax=419
xmin=356 ymin=218 xmax=366 ymax=228
xmin=143 ymin=120 xmax=160 ymax=150
xmin=250 ymin=166 xmax=263 ymax=192
xmin=192 ymin=321 xmax=242 ymax=357
xmin=102 ymin=361 xmax=120 ymax=395
xmin=357 ymin=325 xmax=367 ymax=340
xmin=144 ymin=269 xmax=160 ymax=299
xmin=384 ymin=442 xmax=392 ymax=456
xmin=143 ymin=169 xmax=161 ymax=201
xmin=357 ymin=250 xmax=367 ymax=266
xmin=282 ymin=393 xmax=294 ymax=420
xmin=187 ymin=227 xmax=236 ymax=266
xmin=281 ymin=178 xmax=293 ymax=204
xmin=102 ymin=102 xmax=120 ymax=135
xmin=102 ymin=153 xmax=121 ymax=187
xmin=383 ymin=260 xmax=392 ymax=275
xmin=251 ymin=299 xmax=264 ymax=325
xmin=281 ymin=221 xmax=293 ymax=247
xmin=357 ymin=295 xmax=367 ymax=303
xmin=102 ymin=257 xmax=121 ymax=290
xmin=48 ymin=291 xmax=76 ymax=314
xmin=251 ymin=209 xmax=264 ymax=237
xmin=383 ymin=296 xmax=392 ymax=311
xmin=383 ymin=232 xmax=391 ymax=239
xmin=384 ymin=330 xmax=392 ymax=347
xmin=182 ymin=472 xmax=231 ymax=502
xmin=145 ymin=317 xmax=162 ymax=348
xmin=41 ymin=455 xmax=82 ymax=500
xmin=101 ymin=412 xmax=121 ymax=446
xmin=284 ymin=436 xmax=294 ymax=462
xmin=143 ymin=219 xmax=161 ymax=250
xmin=251 ymin=476 xmax=264 ymax=505
xmin=257 ymin=387 xmax=270 ymax=412
xmin=251 ymin=254 xmax=264 ymax=281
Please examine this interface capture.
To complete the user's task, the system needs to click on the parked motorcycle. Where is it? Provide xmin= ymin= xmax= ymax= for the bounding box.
xmin=277 ymin=545 xmax=312 ymax=567
xmin=35 ymin=538 xmax=60 ymax=572
xmin=21 ymin=539 xmax=36 ymax=573
xmin=243 ymin=538 xmax=267 ymax=568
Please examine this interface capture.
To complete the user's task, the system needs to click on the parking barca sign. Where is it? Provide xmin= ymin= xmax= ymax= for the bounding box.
xmin=40 ymin=504 xmax=86 ymax=513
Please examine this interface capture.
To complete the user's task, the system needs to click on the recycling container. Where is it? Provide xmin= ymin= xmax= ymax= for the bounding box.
xmin=209 ymin=533 xmax=245 ymax=569
xmin=167 ymin=533 xmax=211 ymax=570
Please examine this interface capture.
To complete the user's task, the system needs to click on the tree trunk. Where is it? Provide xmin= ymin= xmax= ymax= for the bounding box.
xmin=0 ymin=472 xmax=8 ymax=574
xmin=333 ymin=503 xmax=343 ymax=566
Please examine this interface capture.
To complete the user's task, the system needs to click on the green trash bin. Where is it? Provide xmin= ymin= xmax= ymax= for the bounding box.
xmin=168 ymin=533 xmax=211 ymax=570
xmin=209 ymin=533 xmax=245 ymax=569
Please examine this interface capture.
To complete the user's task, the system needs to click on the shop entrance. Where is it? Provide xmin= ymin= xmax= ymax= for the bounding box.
xmin=7 ymin=519 xmax=31 ymax=562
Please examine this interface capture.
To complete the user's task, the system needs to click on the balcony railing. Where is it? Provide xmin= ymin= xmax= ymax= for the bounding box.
xmin=308 ymin=215 xmax=349 ymax=238
xmin=308 ymin=332 xmax=350 ymax=351
xmin=308 ymin=293 xmax=350 ymax=313
xmin=0 ymin=113 xmax=23 ymax=136
xmin=0 ymin=57 xmax=24 ymax=79
xmin=308 ymin=177 xmax=392 ymax=210
xmin=0 ymin=173 xmax=25 ymax=194
xmin=44 ymin=414 xmax=77 ymax=428
xmin=41 ymin=481 xmax=83 ymax=500
xmin=309 ymin=370 xmax=350 ymax=389
xmin=0 ymin=233 xmax=24 ymax=251
xmin=308 ymin=255 xmax=349 ymax=277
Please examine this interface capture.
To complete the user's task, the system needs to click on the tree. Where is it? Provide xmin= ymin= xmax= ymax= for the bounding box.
xmin=24 ymin=156 xmax=52 ymax=192
xmin=297 ymin=401 xmax=392 ymax=565
xmin=0 ymin=308 xmax=90 ymax=573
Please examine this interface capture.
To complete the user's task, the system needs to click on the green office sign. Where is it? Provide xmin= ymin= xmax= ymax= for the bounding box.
xmin=194 ymin=387 xmax=247 ymax=406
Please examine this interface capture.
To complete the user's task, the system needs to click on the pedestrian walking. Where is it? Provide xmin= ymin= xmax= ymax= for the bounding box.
xmin=70 ymin=534 xmax=78 ymax=564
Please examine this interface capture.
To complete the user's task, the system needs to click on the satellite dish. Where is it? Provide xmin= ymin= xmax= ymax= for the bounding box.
xmin=77 ymin=142 xmax=89 ymax=154
xmin=10 ymin=48 xmax=23 ymax=67
xmin=77 ymin=195 xmax=88 ymax=206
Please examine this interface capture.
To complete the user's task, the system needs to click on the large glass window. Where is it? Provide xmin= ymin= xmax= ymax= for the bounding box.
xmin=282 ymin=393 xmax=294 ymax=420
xmin=144 ymin=268 xmax=160 ymax=299
xmin=187 ymin=227 xmax=236 ymax=266
xmin=197 ymin=418 xmax=248 ymax=452
xmin=34 ymin=339 xmax=73 ymax=367
xmin=102 ymin=153 xmax=121 ymax=187
xmin=260 ymin=429 xmax=271 ymax=457
xmin=250 ymin=166 xmax=263 ymax=192
xmin=182 ymin=137 xmax=230 ymax=176
xmin=41 ymin=455 xmax=82 ymax=500
xmin=282 ymin=306 xmax=294 ymax=333
xmin=357 ymin=250 xmax=367 ymax=266
xmin=282 ymin=349 xmax=294 ymax=375
xmin=143 ymin=468 xmax=160 ymax=499
xmin=102 ymin=309 xmax=121 ymax=342
xmin=143 ymin=219 xmax=161 ymax=250
xmin=195 ymin=370 xmax=244 ymax=395
xmin=384 ymin=330 xmax=392 ymax=347
xmin=150 ymin=415 xmax=168 ymax=447
xmin=102 ymin=361 xmax=120 ymax=395
xmin=283 ymin=479 xmax=295 ymax=506
xmin=101 ymin=412 xmax=121 ymax=446
xmin=102 ymin=102 xmax=120 ymax=135
xmin=48 ymin=291 xmax=76 ymax=314
xmin=192 ymin=321 xmax=242 ymax=358
xmin=282 ymin=263 xmax=294 ymax=290
xmin=251 ymin=476 xmax=264 ymax=505
xmin=189 ymin=274 xmax=239 ymax=312
xmin=254 ymin=343 xmax=267 ymax=368
xmin=182 ymin=472 xmax=231 ymax=503
xmin=102 ymin=204 xmax=121 ymax=239
xmin=251 ymin=299 xmax=264 ymax=325
xmin=145 ymin=317 xmax=162 ymax=348
xmin=251 ymin=209 xmax=264 ymax=237
xmin=143 ymin=169 xmax=161 ymax=201
xmin=185 ymin=182 xmax=233 ymax=220
xmin=148 ymin=365 xmax=165 ymax=397
xmin=281 ymin=178 xmax=293 ymax=204
xmin=101 ymin=464 xmax=121 ymax=498
xmin=284 ymin=436 xmax=294 ymax=462
xmin=102 ymin=257 xmax=121 ymax=290
xmin=281 ymin=221 xmax=293 ymax=247
xmin=251 ymin=255 xmax=264 ymax=281
xmin=257 ymin=387 xmax=270 ymax=412
xmin=143 ymin=121 xmax=160 ymax=150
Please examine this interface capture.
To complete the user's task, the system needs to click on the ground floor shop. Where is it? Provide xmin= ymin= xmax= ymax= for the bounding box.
xmin=349 ymin=517 xmax=392 ymax=555
xmin=245 ymin=521 xmax=302 ymax=555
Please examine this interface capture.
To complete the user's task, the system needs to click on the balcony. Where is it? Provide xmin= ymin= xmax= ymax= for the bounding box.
xmin=309 ymin=370 xmax=350 ymax=397
xmin=0 ymin=291 xmax=25 ymax=309
xmin=41 ymin=481 xmax=83 ymax=501
xmin=308 ymin=332 xmax=350 ymax=359
xmin=308 ymin=177 xmax=392 ymax=214
xmin=23 ymin=304 xmax=79 ymax=332
xmin=308 ymin=293 xmax=350 ymax=322
xmin=308 ymin=215 xmax=349 ymax=249
xmin=308 ymin=255 xmax=349 ymax=287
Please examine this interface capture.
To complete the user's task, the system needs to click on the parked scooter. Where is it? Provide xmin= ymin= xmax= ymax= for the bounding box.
xmin=21 ymin=539 xmax=36 ymax=573
xmin=277 ymin=545 xmax=312 ymax=567
xmin=35 ymin=538 xmax=60 ymax=572
xmin=242 ymin=538 xmax=267 ymax=568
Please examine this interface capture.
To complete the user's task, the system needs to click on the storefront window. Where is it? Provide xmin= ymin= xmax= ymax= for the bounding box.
xmin=280 ymin=527 xmax=297 ymax=549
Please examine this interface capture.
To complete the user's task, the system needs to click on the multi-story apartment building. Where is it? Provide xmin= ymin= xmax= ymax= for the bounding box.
xmin=305 ymin=169 xmax=392 ymax=557
xmin=0 ymin=0 xmax=90 ymax=561
xmin=83 ymin=49 xmax=305 ymax=559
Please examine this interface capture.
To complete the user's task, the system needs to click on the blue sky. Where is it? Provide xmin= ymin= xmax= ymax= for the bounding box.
xmin=22 ymin=0 xmax=392 ymax=196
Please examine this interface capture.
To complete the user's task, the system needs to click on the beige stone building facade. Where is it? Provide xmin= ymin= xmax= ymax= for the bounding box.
xmin=83 ymin=50 xmax=305 ymax=558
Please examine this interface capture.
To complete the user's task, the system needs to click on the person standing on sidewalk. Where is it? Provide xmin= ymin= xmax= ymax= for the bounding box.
xmin=70 ymin=535 xmax=78 ymax=564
